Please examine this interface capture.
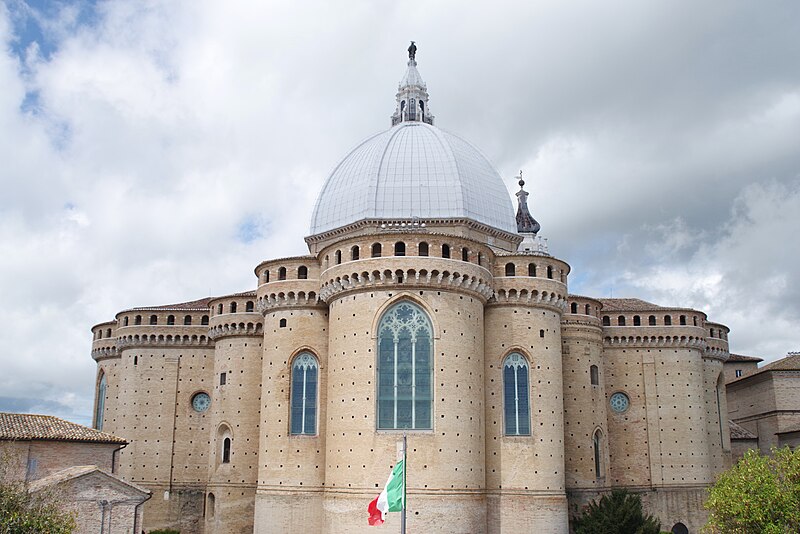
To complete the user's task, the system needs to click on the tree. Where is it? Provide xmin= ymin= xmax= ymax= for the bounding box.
xmin=0 ymin=450 xmax=76 ymax=534
xmin=704 ymin=446 xmax=800 ymax=534
xmin=572 ymin=489 xmax=662 ymax=534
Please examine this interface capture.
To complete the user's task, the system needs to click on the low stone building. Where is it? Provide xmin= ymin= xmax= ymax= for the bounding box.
xmin=0 ymin=412 xmax=149 ymax=533
xmin=728 ymin=420 xmax=759 ymax=460
xmin=726 ymin=353 xmax=800 ymax=453
xmin=723 ymin=353 xmax=763 ymax=383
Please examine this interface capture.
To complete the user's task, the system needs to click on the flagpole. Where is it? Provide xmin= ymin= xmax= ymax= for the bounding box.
xmin=401 ymin=433 xmax=407 ymax=534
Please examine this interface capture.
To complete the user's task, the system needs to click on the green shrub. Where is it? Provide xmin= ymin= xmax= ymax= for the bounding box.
xmin=572 ymin=489 xmax=661 ymax=534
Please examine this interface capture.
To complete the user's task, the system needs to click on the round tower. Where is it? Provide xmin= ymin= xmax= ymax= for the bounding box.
xmin=253 ymin=257 xmax=329 ymax=534
xmin=205 ymin=292 xmax=263 ymax=533
xmin=561 ymin=295 xmax=608 ymax=513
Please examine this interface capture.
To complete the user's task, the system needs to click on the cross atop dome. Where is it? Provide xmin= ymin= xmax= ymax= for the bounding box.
xmin=391 ymin=41 xmax=434 ymax=126
xmin=515 ymin=171 xmax=541 ymax=235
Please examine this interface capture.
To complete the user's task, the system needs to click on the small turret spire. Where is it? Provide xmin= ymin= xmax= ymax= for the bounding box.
xmin=391 ymin=42 xmax=434 ymax=126
xmin=515 ymin=171 xmax=541 ymax=235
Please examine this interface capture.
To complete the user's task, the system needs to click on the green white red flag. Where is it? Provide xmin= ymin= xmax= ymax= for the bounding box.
xmin=368 ymin=460 xmax=405 ymax=526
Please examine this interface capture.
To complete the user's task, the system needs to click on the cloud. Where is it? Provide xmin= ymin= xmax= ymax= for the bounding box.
xmin=0 ymin=0 xmax=798 ymax=424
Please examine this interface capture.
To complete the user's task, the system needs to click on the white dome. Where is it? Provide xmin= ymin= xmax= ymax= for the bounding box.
xmin=309 ymin=121 xmax=517 ymax=235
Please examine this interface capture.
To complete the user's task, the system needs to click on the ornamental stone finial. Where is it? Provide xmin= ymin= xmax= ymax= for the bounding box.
xmin=408 ymin=41 xmax=417 ymax=61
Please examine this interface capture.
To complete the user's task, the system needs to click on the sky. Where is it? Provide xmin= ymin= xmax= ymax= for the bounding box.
xmin=1 ymin=0 xmax=798 ymax=426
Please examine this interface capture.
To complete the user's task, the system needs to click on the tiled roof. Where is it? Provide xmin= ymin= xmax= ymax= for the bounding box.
xmin=727 ymin=353 xmax=764 ymax=363
xmin=776 ymin=426 xmax=800 ymax=435
xmin=126 ymin=297 xmax=213 ymax=312
xmin=728 ymin=353 xmax=800 ymax=384
xmin=598 ymin=298 xmax=665 ymax=312
xmin=0 ymin=413 xmax=126 ymax=444
xmin=729 ymin=421 xmax=757 ymax=440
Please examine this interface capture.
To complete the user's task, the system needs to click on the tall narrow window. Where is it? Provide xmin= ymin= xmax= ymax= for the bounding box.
xmin=351 ymin=246 xmax=360 ymax=261
xmin=207 ymin=493 xmax=215 ymax=518
xmin=395 ymin=242 xmax=406 ymax=256
xmin=290 ymin=353 xmax=319 ymax=435
xmin=184 ymin=315 xmax=192 ymax=325
xmin=246 ymin=301 xmax=254 ymax=312
xmin=571 ymin=302 xmax=578 ymax=314
xmin=167 ymin=315 xmax=175 ymax=325
xmin=278 ymin=267 xmax=287 ymax=280
xmin=335 ymin=250 xmax=342 ymax=264
xmin=679 ymin=315 xmax=686 ymax=325
xmin=298 ymin=266 xmax=308 ymax=279
xmin=201 ymin=315 xmax=209 ymax=325
xmin=123 ymin=316 xmax=129 ymax=327
xmin=547 ymin=266 xmax=553 ymax=279
xmin=618 ymin=315 xmax=626 ymax=326
xmin=593 ymin=430 xmax=603 ymax=478
xmin=461 ymin=248 xmax=469 ymax=262
xmin=503 ymin=353 xmax=530 ymax=436
xmin=222 ymin=438 xmax=231 ymax=463
xmin=505 ymin=263 xmax=516 ymax=276
xmin=441 ymin=244 xmax=450 ymax=258
xmin=664 ymin=315 xmax=672 ymax=326
xmin=418 ymin=242 xmax=429 ymax=256
xmin=602 ymin=316 xmax=610 ymax=326
xmin=149 ymin=315 xmax=158 ymax=325
xmin=230 ymin=302 xmax=237 ymax=313
xmin=649 ymin=315 xmax=656 ymax=326
xmin=135 ymin=315 xmax=142 ymax=325
xmin=528 ymin=263 xmax=536 ymax=276
xmin=372 ymin=243 xmax=382 ymax=257
xmin=377 ymin=302 xmax=433 ymax=430
xmin=633 ymin=315 xmax=641 ymax=326
xmin=585 ymin=304 xmax=591 ymax=315
xmin=95 ymin=373 xmax=106 ymax=431
xmin=217 ymin=303 xmax=223 ymax=314
xmin=264 ymin=270 xmax=270 ymax=283
xmin=590 ymin=365 xmax=599 ymax=386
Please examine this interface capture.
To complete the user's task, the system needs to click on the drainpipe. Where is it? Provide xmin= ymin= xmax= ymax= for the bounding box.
xmin=111 ymin=442 xmax=128 ymax=474
xmin=133 ymin=490 xmax=153 ymax=534
xmin=168 ymin=356 xmax=182 ymax=496
xmin=99 ymin=500 xmax=108 ymax=534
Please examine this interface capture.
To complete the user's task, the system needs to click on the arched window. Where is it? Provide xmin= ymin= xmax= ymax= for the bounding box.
xmin=590 ymin=365 xmax=599 ymax=386
xmin=633 ymin=315 xmax=641 ymax=326
xmin=351 ymin=246 xmax=360 ymax=261
xmin=664 ymin=315 xmax=672 ymax=326
xmin=441 ymin=244 xmax=450 ymax=258
xmin=149 ymin=315 xmax=157 ymax=325
xmin=477 ymin=252 xmax=483 ymax=266
xmin=96 ymin=330 xmax=101 ymax=340
xmin=585 ymin=304 xmax=591 ymax=315
xmin=222 ymin=437 xmax=231 ymax=463
xmin=395 ymin=242 xmax=406 ymax=256
xmin=505 ymin=263 xmax=516 ymax=276
xmin=618 ymin=315 xmax=626 ymax=326
xmin=335 ymin=250 xmax=342 ymax=264
xmin=106 ymin=328 xmax=111 ymax=337
xmin=135 ymin=315 xmax=142 ymax=325
xmin=123 ymin=316 xmax=129 ymax=327
xmin=710 ymin=328 xmax=715 ymax=338
xmin=461 ymin=248 xmax=469 ymax=262
xmin=217 ymin=304 xmax=223 ymax=314
xmin=571 ymin=302 xmax=578 ymax=314
xmin=593 ymin=429 xmax=603 ymax=478
xmin=546 ymin=266 xmax=553 ymax=279
xmin=693 ymin=316 xmax=698 ymax=326
xmin=528 ymin=263 xmax=536 ymax=276
xmin=279 ymin=318 xmax=287 ymax=328
xmin=602 ymin=316 xmax=610 ymax=326
xmin=418 ymin=242 xmax=429 ymax=257
xmin=245 ymin=301 xmax=254 ymax=313
xmin=298 ymin=266 xmax=308 ymax=279
xmin=278 ymin=267 xmax=287 ymax=280
xmin=263 ymin=270 xmax=270 ymax=283
xmin=201 ymin=315 xmax=209 ymax=325
xmin=229 ymin=302 xmax=237 ymax=313
xmin=95 ymin=373 xmax=106 ymax=431
xmin=167 ymin=315 xmax=175 ymax=325
xmin=369 ymin=243 xmax=381 ymax=258
xmin=671 ymin=523 xmax=688 ymax=534
xmin=649 ymin=315 xmax=656 ymax=326
xmin=291 ymin=353 xmax=319 ymax=435
xmin=207 ymin=493 xmax=215 ymax=519
xmin=184 ymin=315 xmax=192 ymax=325
xmin=377 ymin=302 xmax=432 ymax=430
xmin=679 ymin=315 xmax=686 ymax=325
xmin=503 ymin=353 xmax=530 ymax=436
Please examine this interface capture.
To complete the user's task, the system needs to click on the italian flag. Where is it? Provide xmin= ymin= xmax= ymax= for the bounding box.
xmin=368 ymin=460 xmax=405 ymax=526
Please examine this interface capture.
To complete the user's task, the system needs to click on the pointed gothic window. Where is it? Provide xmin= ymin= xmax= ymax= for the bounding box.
xmin=290 ymin=353 xmax=319 ymax=435
xmin=95 ymin=373 xmax=106 ymax=431
xmin=503 ymin=353 xmax=530 ymax=436
xmin=377 ymin=302 xmax=433 ymax=430
xmin=593 ymin=429 xmax=604 ymax=478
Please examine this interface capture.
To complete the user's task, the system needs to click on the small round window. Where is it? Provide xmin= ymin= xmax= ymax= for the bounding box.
xmin=191 ymin=392 xmax=211 ymax=413
xmin=609 ymin=392 xmax=630 ymax=413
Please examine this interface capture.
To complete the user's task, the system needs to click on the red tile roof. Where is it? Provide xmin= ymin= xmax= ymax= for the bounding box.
xmin=0 ymin=413 xmax=126 ymax=444
xmin=729 ymin=421 xmax=757 ymax=440
xmin=727 ymin=353 xmax=764 ymax=363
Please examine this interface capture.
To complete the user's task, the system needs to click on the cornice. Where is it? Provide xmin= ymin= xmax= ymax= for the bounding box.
xmin=208 ymin=321 xmax=264 ymax=340
xmin=116 ymin=333 xmax=213 ymax=349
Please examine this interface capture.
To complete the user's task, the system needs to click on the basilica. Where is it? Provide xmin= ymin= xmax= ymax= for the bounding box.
xmin=90 ymin=45 xmax=732 ymax=534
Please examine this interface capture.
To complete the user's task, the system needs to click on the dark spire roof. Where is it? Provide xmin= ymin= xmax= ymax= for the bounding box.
xmin=515 ymin=172 xmax=540 ymax=234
